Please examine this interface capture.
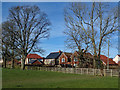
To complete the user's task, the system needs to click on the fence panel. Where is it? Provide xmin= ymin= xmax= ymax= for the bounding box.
xmin=27 ymin=66 xmax=118 ymax=77
xmin=112 ymin=69 xmax=119 ymax=77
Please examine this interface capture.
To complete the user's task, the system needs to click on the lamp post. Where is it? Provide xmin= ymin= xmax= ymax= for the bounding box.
xmin=107 ymin=40 xmax=109 ymax=70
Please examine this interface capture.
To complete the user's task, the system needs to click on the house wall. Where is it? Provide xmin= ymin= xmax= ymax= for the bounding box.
xmin=113 ymin=55 xmax=120 ymax=63
xmin=44 ymin=59 xmax=55 ymax=65
xmin=59 ymin=53 xmax=68 ymax=64
xmin=71 ymin=51 xmax=79 ymax=67
xmin=25 ymin=58 xmax=44 ymax=65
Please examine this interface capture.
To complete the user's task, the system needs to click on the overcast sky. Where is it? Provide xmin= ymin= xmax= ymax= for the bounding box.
xmin=2 ymin=2 xmax=118 ymax=58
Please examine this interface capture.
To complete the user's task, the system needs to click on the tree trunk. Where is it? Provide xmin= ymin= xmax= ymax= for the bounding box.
xmin=98 ymin=37 xmax=103 ymax=69
xmin=3 ymin=57 xmax=6 ymax=68
xmin=11 ymin=57 xmax=14 ymax=69
xmin=11 ymin=49 xmax=14 ymax=69
xmin=21 ymin=59 xmax=25 ymax=70
xmin=93 ymin=56 xmax=96 ymax=69
xmin=21 ymin=56 xmax=26 ymax=70
xmin=91 ymin=2 xmax=97 ymax=69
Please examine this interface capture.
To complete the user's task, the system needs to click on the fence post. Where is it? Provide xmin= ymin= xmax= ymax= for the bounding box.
xmin=74 ymin=68 xmax=75 ymax=74
xmin=47 ymin=67 xmax=48 ymax=71
xmin=40 ymin=67 xmax=42 ymax=71
xmin=111 ymin=69 xmax=112 ymax=77
xmin=87 ymin=68 xmax=88 ymax=74
xmin=56 ymin=67 xmax=57 ymax=72
xmin=65 ymin=68 xmax=66 ymax=73
xmin=39 ymin=66 xmax=40 ymax=70
xmin=66 ymin=68 xmax=68 ymax=73
xmin=76 ymin=68 xmax=78 ymax=74
xmin=81 ymin=68 xmax=82 ymax=75
xmin=93 ymin=68 xmax=95 ymax=75
xmin=54 ymin=67 xmax=56 ymax=72
xmin=45 ymin=67 xmax=47 ymax=71
xmin=59 ymin=67 xmax=61 ymax=72
xmin=104 ymin=69 xmax=106 ymax=76
xmin=56 ymin=67 xmax=58 ymax=72
xmin=52 ymin=67 xmax=54 ymax=71
xmin=95 ymin=69 xmax=96 ymax=76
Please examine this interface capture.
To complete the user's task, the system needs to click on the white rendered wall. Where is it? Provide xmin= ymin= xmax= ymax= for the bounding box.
xmin=113 ymin=55 xmax=120 ymax=63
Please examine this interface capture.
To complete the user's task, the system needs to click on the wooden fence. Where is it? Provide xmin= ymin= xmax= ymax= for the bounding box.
xmin=26 ymin=66 xmax=119 ymax=77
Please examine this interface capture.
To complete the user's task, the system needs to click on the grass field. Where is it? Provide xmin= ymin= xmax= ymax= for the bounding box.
xmin=2 ymin=68 xmax=118 ymax=88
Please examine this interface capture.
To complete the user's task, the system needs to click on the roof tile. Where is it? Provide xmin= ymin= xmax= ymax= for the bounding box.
xmin=100 ymin=55 xmax=117 ymax=65
xmin=27 ymin=54 xmax=43 ymax=59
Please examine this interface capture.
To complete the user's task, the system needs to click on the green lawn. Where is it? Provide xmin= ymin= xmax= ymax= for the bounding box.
xmin=2 ymin=68 xmax=118 ymax=88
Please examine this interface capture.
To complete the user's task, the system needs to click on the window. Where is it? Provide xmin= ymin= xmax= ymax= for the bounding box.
xmin=62 ymin=58 xmax=65 ymax=62
xmin=38 ymin=59 xmax=42 ymax=61
xmin=74 ymin=58 xmax=77 ymax=62
xmin=74 ymin=64 xmax=77 ymax=67
xmin=68 ymin=58 xmax=71 ymax=62
xmin=28 ymin=58 xmax=33 ymax=62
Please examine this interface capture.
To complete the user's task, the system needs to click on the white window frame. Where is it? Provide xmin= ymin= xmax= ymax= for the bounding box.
xmin=74 ymin=64 xmax=77 ymax=66
xmin=62 ymin=58 xmax=65 ymax=62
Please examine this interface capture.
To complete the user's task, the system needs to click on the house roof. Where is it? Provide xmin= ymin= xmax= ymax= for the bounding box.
xmin=74 ymin=51 xmax=93 ymax=59
xmin=28 ymin=60 xmax=43 ymax=64
xmin=118 ymin=61 xmax=120 ymax=66
xmin=27 ymin=54 xmax=43 ymax=59
xmin=64 ymin=52 xmax=72 ymax=58
xmin=46 ymin=51 xmax=62 ymax=59
xmin=84 ymin=53 xmax=93 ymax=58
xmin=118 ymin=55 xmax=120 ymax=57
xmin=100 ymin=55 xmax=117 ymax=65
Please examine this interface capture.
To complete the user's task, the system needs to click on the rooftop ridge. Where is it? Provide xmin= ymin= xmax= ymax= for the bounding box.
xmin=64 ymin=52 xmax=72 ymax=54
xmin=51 ymin=52 xmax=59 ymax=53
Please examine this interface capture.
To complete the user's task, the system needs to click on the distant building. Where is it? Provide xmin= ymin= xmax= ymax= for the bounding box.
xmin=25 ymin=54 xmax=44 ymax=65
xmin=113 ymin=55 xmax=120 ymax=64
xmin=71 ymin=51 xmax=93 ymax=68
xmin=59 ymin=52 xmax=72 ymax=67
xmin=44 ymin=50 xmax=62 ymax=66
xmin=71 ymin=51 xmax=80 ymax=67
xmin=100 ymin=55 xmax=117 ymax=66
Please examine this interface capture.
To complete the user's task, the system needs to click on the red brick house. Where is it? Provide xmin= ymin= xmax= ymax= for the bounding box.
xmin=71 ymin=51 xmax=93 ymax=67
xmin=59 ymin=52 xmax=72 ymax=67
xmin=28 ymin=60 xmax=43 ymax=65
xmin=25 ymin=54 xmax=44 ymax=65
xmin=100 ymin=55 xmax=117 ymax=66
xmin=71 ymin=51 xmax=80 ymax=67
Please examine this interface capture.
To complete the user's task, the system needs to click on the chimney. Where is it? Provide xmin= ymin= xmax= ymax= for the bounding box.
xmin=59 ymin=50 xmax=61 ymax=54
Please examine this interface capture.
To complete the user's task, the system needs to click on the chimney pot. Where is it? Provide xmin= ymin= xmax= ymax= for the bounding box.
xmin=59 ymin=50 xmax=61 ymax=54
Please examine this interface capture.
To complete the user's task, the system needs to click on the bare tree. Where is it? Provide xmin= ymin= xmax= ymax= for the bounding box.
xmin=64 ymin=2 xmax=118 ymax=68
xmin=2 ymin=21 xmax=18 ymax=68
xmin=6 ymin=5 xmax=51 ymax=70
xmin=64 ymin=5 xmax=92 ymax=67
xmin=0 ymin=24 xmax=2 ymax=67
